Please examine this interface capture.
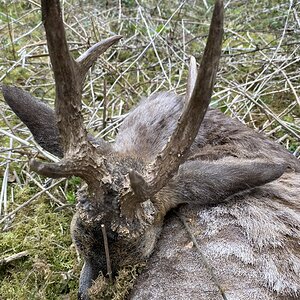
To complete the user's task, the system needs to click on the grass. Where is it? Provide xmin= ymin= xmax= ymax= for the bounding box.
xmin=0 ymin=0 xmax=299 ymax=299
xmin=0 ymin=189 xmax=79 ymax=300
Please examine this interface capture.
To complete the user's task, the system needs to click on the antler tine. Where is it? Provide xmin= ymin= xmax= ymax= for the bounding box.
xmin=29 ymin=159 xmax=108 ymax=182
xmin=146 ymin=0 xmax=224 ymax=197
xmin=184 ymin=56 xmax=198 ymax=107
xmin=77 ymin=36 xmax=122 ymax=78
xmin=29 ymin=1 xmax=120 ymax=181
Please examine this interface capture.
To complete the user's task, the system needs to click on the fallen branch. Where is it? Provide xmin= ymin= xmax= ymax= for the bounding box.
xmin=0 ymin=251 xmax=29 ymax=266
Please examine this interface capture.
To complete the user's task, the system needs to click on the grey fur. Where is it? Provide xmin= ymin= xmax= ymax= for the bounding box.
xmin=124 ymin=93 xmax=300 ymax=300
xmin=130 ymin=173 xmax=300 ymax=300
xmin=3 ymin=88 xmax=300 ymax=299
xmin=2 ymin=85 xmax=63 ymax=158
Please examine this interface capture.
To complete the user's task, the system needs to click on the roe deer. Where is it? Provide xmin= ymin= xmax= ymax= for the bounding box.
xmin=2 ymin=0 xmax=300 ymax=299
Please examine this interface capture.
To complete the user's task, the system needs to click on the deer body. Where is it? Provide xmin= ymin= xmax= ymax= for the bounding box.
xmin=118 ymin=94 xmax=300 ymax=300
xmin=2 ymin=1 xmax=300 ymax=299
xmin=129 ymin=169 xmax=300 ymax=300
xmin=70 ymin=91 xmax=299 ymax=299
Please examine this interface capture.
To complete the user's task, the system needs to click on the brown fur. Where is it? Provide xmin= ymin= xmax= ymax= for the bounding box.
xmin=77 ymin=92 xmax=300 ymax=299
xmin=121 ymin=93 xmax=300 ymax=300
xmin=3 ymin=85 xmax=300 ymax=299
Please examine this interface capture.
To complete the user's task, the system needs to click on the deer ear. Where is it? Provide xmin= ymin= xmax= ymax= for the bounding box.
xmin=172 ymin=158 xmax=287 ymax=207
xmin=2 ymin=85 xmax=63 ymax=158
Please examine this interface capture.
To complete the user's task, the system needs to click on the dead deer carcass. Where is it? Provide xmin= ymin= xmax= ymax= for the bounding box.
xmin=2 ymin=0 xmax=300 ymax=299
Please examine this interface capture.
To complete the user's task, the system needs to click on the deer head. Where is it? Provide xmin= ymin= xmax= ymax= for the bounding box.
xmin=2 ymin=0 xmax=289 ymax=299
xmin=4 ymin=0 xmax=223 ymax=234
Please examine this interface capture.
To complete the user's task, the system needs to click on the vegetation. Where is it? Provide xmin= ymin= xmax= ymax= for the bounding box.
xmin=0 ymin=0 xmax=299 ymax=299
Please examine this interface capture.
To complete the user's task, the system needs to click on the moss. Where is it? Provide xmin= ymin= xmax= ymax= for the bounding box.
xmin=0 ymin=186 xmax=145 ymax=299
xmin=0 ymin=189 xmax=79 ymax=300
xmin=88 ymin=263 xmax=146 ymax=300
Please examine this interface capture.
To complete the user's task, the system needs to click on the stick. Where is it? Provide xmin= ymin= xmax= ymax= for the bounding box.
xmin=101 ymin=224 xmax=113 ymax=283
xmin=0 ymin=178 xmax=65 ymax=224
xmin=0 ymin=251 xmax=29 ymax=266
xmin=176 ymin=211 xmax=228 ymax=300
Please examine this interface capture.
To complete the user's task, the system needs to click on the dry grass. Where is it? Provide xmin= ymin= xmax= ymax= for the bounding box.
xmin=0 ymin=0 xmax=299 ymax=299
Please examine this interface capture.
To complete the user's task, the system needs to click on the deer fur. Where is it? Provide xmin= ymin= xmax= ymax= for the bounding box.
xmin=124 ymin=92 xmax=300 ymax=300
xmin=3 ymin=87 xmax=300 ymax=299
xmin=2 ymin=0 xmax=300 ymax=299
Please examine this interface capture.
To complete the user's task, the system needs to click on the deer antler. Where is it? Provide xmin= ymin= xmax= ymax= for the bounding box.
xmin=30 ymin=0 xmax=121 ymax=184
xmin=148 ymin=0 xmax=223 ymax=195
xmin=121 ymin=0 xmax=224 ymax=217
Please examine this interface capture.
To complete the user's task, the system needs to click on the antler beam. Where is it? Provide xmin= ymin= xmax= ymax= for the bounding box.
xmin=41 ymin=0 xmax=121 ymax=155
xmin=120 ymin=0 xmax=224 ymax=219
xmin=146 ymin=0 xmax=224 ymax=198
xmin=29 ymin=1 xmax=120 ymax=181
xmin=41 ymin=0 xmax=85 ymax=154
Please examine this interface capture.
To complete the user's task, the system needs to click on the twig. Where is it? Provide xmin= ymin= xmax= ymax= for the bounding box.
xmin=0 ymin=138 xmax=13 ymax=216
xmin=23 ymin=171 xmax=66 ymax=206
xmin=5 ymin=4 xmax=17 ymax=60
xmin=0 ymin=251 xmax=29 ymax=266
xmin=0 ymin=178 xmax=66 ymax=225
xmin=176 ymin=211 xmax=228 ymax=300
xmin=101 ymin=224 xmax=113 ymax=283
xmin=102 ymin=79 xmax=107 ymax=130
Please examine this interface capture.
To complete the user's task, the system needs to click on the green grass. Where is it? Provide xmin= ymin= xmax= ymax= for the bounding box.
xmin=0 ymin=189 xmax=79 ymax=300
